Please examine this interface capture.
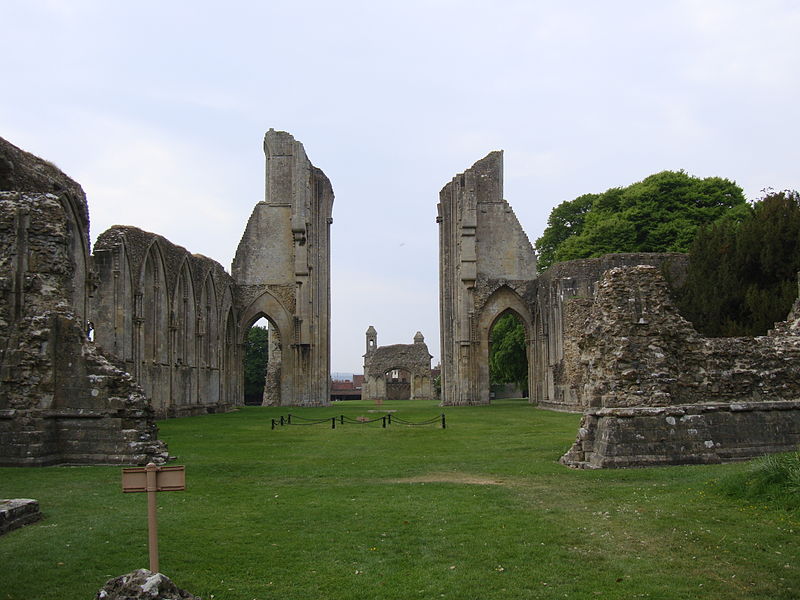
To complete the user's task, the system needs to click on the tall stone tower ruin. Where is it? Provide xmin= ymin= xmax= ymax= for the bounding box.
xmin=437 ymin=151 xmax=538 ymax=405
xmin=232 ymin=129 xmax=333 ymax=406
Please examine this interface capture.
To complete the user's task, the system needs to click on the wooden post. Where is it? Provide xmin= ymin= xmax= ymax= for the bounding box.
xmin=145 ymin=463 xmax=159 ymax=573
xmin=122 ymin=463 xmax=185 ymax=574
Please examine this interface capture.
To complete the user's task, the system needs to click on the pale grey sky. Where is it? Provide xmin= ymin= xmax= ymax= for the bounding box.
xmin=2 ymin=1 xmax=799 ymax=372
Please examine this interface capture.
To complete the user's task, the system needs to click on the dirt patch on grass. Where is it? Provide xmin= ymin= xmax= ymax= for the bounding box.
xmin=391 ymin=472 xmax=508 ymax=486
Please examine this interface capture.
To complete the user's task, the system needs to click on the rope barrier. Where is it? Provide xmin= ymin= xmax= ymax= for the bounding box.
xmin=272 ymin=413 xmax=446 ymax=430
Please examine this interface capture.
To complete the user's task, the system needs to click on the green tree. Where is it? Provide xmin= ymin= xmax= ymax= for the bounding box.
xmin=676 ymin=190 xmax=800 ymax=336
xmin=243 ymin=324 xmax=269 ymax=403
xmin=489 ymin=313 xmax=528 ymax=394
xmin=535 ymin=170 xmax=747 ymax=269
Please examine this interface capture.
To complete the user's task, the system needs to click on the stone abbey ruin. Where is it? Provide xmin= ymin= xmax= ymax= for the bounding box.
xmin=0 ymin=130 xmax=331 ymax=465
xmin=362 ymin=327 xmax=434 ymax=403
xmin=438 ymin=150 xmax=800 ymax=467
xmin=1 ymin=129 xmax=799 ymax=467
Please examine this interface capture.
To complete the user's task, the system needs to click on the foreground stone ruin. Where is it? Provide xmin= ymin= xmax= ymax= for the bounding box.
xmin=438 ymin=151 xmax=800 ymax=467
xmin=0 ymin=129 xmax=334 ymax=465
xmin=0 ymin=138 xmax=168 ymax=465
xmin=560 ymin=265 xmax=800 ymax=467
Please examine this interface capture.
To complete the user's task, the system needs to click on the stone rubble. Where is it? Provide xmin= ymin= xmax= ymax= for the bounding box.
xmin=96 ymin=569 xmax=200 ymax=600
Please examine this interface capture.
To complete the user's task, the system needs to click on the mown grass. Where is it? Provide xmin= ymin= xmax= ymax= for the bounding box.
xmin=1 ymin=400 xmax=798 ymax=599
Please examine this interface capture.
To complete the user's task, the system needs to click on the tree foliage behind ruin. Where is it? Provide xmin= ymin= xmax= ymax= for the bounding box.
xmin=535 ymin=170 xmax=747 ymax=269
xmin=675 ymin=190 xmax=800 ymax=336
xmin=489 ymin=313 xmax=528 ymax=393
xmin=244 ymin=325 xmax=268 ymax=403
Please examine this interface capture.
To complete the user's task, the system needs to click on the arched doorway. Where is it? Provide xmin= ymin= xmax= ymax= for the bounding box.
xmin=476 ymin=286 xmax=534 ymax=404
xmin=242 ymin=316 xmax=284 ymax=406
xmin=239 ymin=290 xmax=297 ymax=406
xmin=488 ymin=310 xmax=529 ymax=399
xmin=384 ymin=367 xmax=412 ymax=400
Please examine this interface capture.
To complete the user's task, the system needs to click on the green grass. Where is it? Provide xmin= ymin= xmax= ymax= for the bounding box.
xmin=1 ymin=400 xmax=799 ymax=599
xmin=718 ymin=451 xmax=800 ymax=510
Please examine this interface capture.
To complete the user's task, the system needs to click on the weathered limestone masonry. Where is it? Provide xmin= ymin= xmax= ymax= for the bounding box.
xmin=536 ymin=253 xmax=688 ymax=411
xmin=560 ymin=265 xmax=800 ymax=468
xmin=0 ymin=137 xmax=168 ymax=466
xmin=92 ymin=226 xmax=240 ymax=418
xmin=437 ymin=151 xmax=683 ymax=407
xmin=362 ymin=327 xmax=434 ymax=402
xmin=232 ymin=129 xmax=333 ymax=406
xmin=0 ymin=499 xmax=41 ymax=535
xmin=439 ymin=150 xmax=800 ymax=466
xmin=437 ymin=151 xmax=538 ymax=405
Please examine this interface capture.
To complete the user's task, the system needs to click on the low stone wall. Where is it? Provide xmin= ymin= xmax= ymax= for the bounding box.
xmin=0 ymin=499 xmax=41 ymax=535
xmin=561 ymin=400 xmax=800 ymax=468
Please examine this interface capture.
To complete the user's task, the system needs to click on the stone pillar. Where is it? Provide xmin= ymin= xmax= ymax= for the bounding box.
xmin=233 ymin=130 xmax=333 ymax=406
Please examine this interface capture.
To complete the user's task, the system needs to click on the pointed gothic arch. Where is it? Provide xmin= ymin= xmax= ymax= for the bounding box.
xmin=239 ymin=290 xmax=295 ymax=406
xmin=475 ymin=286 xmax=534 ymax=404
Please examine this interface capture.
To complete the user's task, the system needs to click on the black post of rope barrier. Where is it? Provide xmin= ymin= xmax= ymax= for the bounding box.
xmin=441 ymin=414 xmax=446 ymax=429
xmin=271 ymin=419 xmax=275 ymax=430
xmin=288 ymin=414 xmax=292 ymax=424
xmin=280 ymin=415 xmax=285 ymax=426
xmin=331 ymin=417 xmax=336 ymax=429
xmin=340 ymin=415 xmax=344 ymax=424
xmin=382 ymin=416 xmax=386 ymax=428
xmin=387 ymin=414 xmax=392 ymax=425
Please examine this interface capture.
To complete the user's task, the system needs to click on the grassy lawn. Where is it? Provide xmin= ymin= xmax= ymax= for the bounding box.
xmin=1 ymin=400 xmax=798 ymax=599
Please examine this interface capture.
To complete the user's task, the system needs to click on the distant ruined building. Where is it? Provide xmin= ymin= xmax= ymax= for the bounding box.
xmin=362 ymin=327 xmax=434 ymax=402
xmin=0 ymin=129 xmax=332 ymax=465
xmin=438 ymin=150 xmax=800 ymax=467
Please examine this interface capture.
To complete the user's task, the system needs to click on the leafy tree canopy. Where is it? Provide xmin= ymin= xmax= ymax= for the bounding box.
xmin=535 ymin=170 xmax=747 ymax=269
xmin=489 ymin=312 xmax=528 ymax=394
xmin=675 ymin=190 xmax=800 ymax=336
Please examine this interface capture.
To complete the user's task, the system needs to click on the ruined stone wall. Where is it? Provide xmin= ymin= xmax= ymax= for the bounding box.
xmin=91 ymin=226 xmax=240 ymax=419
xmin=436 ymin=149 xmax=800 ymax=467
xmin=0 ymin=138 xmax=90 ymax=323
xmin=0 ymin=137 xmax=167 ymax=465
xmin=535 ymin=253 xmax=689 ymax=411
xmin=562 ymin=401 xmax=800 ymax=468
xmin=232 ymin=129 xmax=333 ymax=406
xmin=559 ymin=265 xmax=800 ymax=467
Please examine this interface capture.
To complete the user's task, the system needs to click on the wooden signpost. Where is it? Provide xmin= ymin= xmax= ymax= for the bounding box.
xmin=122 ymin=463 xmax=185 ymax=573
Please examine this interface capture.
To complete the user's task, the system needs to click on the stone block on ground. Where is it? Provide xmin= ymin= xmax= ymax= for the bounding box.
xmin=0 ymin=499 xmax=42 ymax=535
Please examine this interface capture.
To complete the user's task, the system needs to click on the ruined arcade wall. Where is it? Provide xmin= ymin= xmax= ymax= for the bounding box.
xmin=91 ymin=226 xmax=240 ymax=419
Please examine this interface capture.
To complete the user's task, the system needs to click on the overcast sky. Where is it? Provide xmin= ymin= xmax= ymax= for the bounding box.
xmin=3 ymin=1 xmax=799 ymax=373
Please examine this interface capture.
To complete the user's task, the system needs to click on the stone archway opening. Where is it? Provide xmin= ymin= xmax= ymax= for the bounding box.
xmin=488 ymin=310 xmax=529 ymax=400
xmin=242 ymin=314 xmax=282 ymax=406
xmin=384 ymin=367 xmax=412 ymax=400
xmin=243 ymin=317 xmax=268 ymax=405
